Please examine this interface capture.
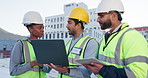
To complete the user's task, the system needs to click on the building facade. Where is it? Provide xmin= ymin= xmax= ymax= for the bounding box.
xmin=0 ymin=39 xmax=17 ymax=58
xmin=134 ymin=26 xmax=148 ymax=42
xmin=42 ymin=2 xmax=105 ymax=42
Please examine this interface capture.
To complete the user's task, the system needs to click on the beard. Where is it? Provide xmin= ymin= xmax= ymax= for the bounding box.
xmin=100 ymin=19 xmax=112 ymax=30
xmin=68 ymin=29 xmax=75 ymax=36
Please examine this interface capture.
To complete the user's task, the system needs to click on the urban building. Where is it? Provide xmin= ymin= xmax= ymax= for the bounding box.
xmin=0 ymin=27 xmax=24 ymax=58
xmin=134 ymin=26 xmax=148 ymax=42
xmin=42 ymin=2 xmax=105 ymax=42
xmin=0 ymin=39 xmax=17 ymax=58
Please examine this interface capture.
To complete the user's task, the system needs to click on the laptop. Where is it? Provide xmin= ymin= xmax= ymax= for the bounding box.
xmin=31 ymin=39 xmax=69 ymax=66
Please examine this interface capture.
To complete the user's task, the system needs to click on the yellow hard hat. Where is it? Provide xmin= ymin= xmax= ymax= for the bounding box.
xmin=68 ymin=7 xmax=89 ymax=23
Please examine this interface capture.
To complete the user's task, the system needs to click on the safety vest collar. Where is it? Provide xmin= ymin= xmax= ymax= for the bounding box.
xmin=67 ymin=35 xmax=92 ymax=65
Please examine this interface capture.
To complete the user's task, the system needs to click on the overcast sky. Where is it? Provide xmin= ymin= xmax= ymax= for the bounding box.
xmin=0 ymin=0 xmax=148 ymax=36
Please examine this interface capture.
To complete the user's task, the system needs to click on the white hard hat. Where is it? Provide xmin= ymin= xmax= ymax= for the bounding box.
xmin=96 ymin=0 xmax=124 ymax=14
xmin=22 ymin=11 xmax=43 ymax=26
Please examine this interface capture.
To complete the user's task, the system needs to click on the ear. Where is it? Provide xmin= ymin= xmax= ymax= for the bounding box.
xmin=76 ymin=23 xmax=82 ymax=29
xmin=28 ymin=27 xmax=33 ymax=33
xmin=110 ymin=12 xmax=117 ymax=21
xmin=75 ymin=23 xmax=80 ymax=28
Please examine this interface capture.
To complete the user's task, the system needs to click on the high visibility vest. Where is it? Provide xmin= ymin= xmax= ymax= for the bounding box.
xmin=98 ymin=23 xmax=148 ymax=78
xmin=58 ymin=35 xmax=93 ymax=78
xmin=12 ymin=40 xmax=46 ymax=78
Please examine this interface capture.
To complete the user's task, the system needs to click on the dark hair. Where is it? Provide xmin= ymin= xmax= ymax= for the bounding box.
xmin=24 ymin=23 xmax=36 ymax=30
xmin=114 ymin=11 xmax=122 ymax=21
xmin=109 ymin=11 xmax=123 ymax=21
xmin=70 ymin=18 xmax=85 ymax=30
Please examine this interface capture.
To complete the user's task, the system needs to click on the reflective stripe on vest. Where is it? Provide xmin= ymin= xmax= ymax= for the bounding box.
xmin=12 ymin=40 xmax=46 ymax=78
xmin=99 ymin=28 xmax=148 ymax=78
xmin=59 ymin=36 xmax=93 ymax=78
xmin=99 ymin=28 xmax=135 ymax=78
xmin=99 ymin=28 xmax=148 ymax=65
xmin=68 ymin=36 xmax=92 ymax=65
xmin=22 ymin=40 xmax=42 ymax=72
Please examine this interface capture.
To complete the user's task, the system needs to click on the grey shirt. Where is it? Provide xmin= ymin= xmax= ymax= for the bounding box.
xmin=9 ymin=37 xmax=51 ymax=76
xmin=65 ymin=33 xmax=99 ymax=78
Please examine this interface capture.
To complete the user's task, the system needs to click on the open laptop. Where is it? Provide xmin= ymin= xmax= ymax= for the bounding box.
xmin=31 ymin=39 xmax=69 ymax=66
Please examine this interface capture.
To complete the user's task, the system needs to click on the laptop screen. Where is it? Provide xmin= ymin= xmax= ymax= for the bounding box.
xmin=31 ymin=39 xmax=69 ymax=66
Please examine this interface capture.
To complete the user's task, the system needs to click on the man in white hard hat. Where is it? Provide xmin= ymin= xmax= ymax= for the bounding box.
xmin=10 ymin=11 xmax=51 ymax=78
xmin=47 ymin=7 xmax=99 ymax=78
xmin=83 ymin=0 xmax=148 ymax=78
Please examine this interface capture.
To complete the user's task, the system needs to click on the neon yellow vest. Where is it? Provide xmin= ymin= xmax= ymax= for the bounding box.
xmin=98 ymin=23 xmax=148 ymax=78
xmin=58 ymin=35 xmax=93 ymax=78
xmin=12 ymin=40 xmax=46 ymax=78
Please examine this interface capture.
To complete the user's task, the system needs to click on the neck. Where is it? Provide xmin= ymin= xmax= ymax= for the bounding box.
xmin=110 ymin=21 xmax=121 ymax=33
xmin=73 ymin=30 xmax=84 ymax=40
xmin=29 ymin=35 xmax=38 ymax=40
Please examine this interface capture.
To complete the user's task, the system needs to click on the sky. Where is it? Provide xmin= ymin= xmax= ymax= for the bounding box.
xmin=0 ymin=0 xmax=148 ymax=36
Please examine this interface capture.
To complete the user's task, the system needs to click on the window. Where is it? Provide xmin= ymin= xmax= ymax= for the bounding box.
xmin=48 ymin=19 xmax=50 ymax=23
xmin=51 ymin=19 xmax=53 ymax=23
xmin=57 ymin=24 xmax=59 ymax=28
xmin=69 ymin=35 xmax=72 ymax=38
xmin=57 ymin=33 xmax=59 ymax=38
xmin=94 ymin=27 xmax=96 ymax=29
xmin=60 ymin=24 xmax=62 ymax=28
xmin=3 ymin=45 xmax=7 ymax=50
xmin=90 ymin=12 xmax=92 ymax=15
xmin=65 ymin=4 xmax=71 ymax=7
xmin=49 ymin=34 xmax=51 ymax=39
xmin=46 ymin=34 xmax=48 ymax=39
xmin=90 ymin=19 xmax=92 ymax=22
xmin=54 ymin=18 xmax=56 ymax=23
xmin=60 ymin=17 xmax=63 ymax=22
xmin=65 ymin=32 xmax=68 ymax=38
xmin=51 ymin=25 xmax=53 ymax=28
xmin=54 ymin=24 xmax=56 ymax=29
xmin=61 ymin=33 xmax=63 ymax=38
xmin=45 ymin=25 xmax=47 ymax=30
xmin=94 ymin=19 xmax=96 ymax=22
xmin=57 ymin=18 xmax=59 ymax=22
xmin=53 ymin=34 xmax=55 ymax=39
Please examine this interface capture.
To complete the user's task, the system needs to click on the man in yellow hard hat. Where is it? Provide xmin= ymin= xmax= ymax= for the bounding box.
xmin=47 ymin=7 xmax=99 ymax=78
xmin=9 ymin=11 xmax=51 ymax=78
xmin=83 ymin=0 xmax=148 ymax=78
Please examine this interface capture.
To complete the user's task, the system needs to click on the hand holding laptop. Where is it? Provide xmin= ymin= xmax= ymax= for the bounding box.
xmin=30 ymin=61 xmax=43 ymax=67
xmin=46 ymin=63 xmax=70 ymax=74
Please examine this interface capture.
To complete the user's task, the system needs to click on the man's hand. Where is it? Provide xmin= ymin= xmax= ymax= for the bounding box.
xmin=83 ymin=62 xmax=103 ymax=74
xmin=47 ymin=63 xmax=69 ymax=74
xmin=30 ymin=61 xmax=43 ymax=67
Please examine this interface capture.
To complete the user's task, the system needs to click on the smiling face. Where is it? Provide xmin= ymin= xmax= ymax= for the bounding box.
xmin=29 ymin=24 xmax=44 ymax=39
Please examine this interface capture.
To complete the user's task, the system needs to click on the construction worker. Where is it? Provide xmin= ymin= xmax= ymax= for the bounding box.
xmin=47 ymin=7 xmax=99 ymax=78
xmin=9 ymin=11 xmax=51 ymax=78
xmin=83 ymin=0 xmax=148 ymax=78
